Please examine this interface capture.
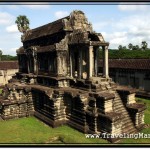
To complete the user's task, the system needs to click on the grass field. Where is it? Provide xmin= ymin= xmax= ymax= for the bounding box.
xmin=0 ymin=117 xmax=107 ymax=144
xmin=0 ymin=97 xmax=150 ymax=145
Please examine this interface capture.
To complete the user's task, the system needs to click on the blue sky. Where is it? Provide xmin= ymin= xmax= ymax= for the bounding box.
xmin=0 ymin=2 xmax=150 ymax=55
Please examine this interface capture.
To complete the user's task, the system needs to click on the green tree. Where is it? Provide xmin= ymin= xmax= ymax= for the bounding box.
xmin=128 ymin=43 xmax=133 ymax=50
xmin=0 ymin=50 xmax=2 ymax=61
xmin=141 ymin=41 xmax=148 ymax=50
xmin=118 ymin=45 xmax=123 ymax=50
xmin=132 ymin=46 xmax=137 ymax=51
xmin=15 ymin=15 xmax=30 ymax=34
xmin=1 ymin=55 xmax=17 ymax=61
xmin=122 ymin=46 xmax=127 ymax=50
xmin=135 ymin=45 xmax=140 ymax=50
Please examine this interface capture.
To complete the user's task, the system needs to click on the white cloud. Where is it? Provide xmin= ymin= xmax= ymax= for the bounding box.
xmin=0 ymin=32 xmax=21 ymax=55
xmin=93 ymin=22 xmax=109 ymax=31
xmin=93 ymin=10 xmax=150 ymax=49
xmin=118 ymin=3 xmax=149 ymax=11
xmin=55 ymin=11 xmax=69 ymax=19
xmin=0 ymin=12 xmax=14 ymax=25
xmin=101 ymin=31 xmax=128 ymax=48
xmin=4 ymin=47 xmax=19 ymax=55
xmin=9 ymin=47 xmax=19 ymax=52
xmin=6 ymin=24 xmax=18 ymax=33
xmin=114 ymin=14 xmax=150 ymax=31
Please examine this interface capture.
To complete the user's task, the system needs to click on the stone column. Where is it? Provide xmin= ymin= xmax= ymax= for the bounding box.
xmin=34 ymin=57 xmax=37 ymax=75
xmin=33 ymin=56 xmax=37 ymax=75
xmin=79 ymin=49 xmax=82 ymax=79
xmin=69 ymin=50 xmax=73 ymax=77
xmin=94 ymin=47 xmax=98 ymax=77
xmin=102 ymin=46 xmax=109 ymax=78
xmin=56 ymin=52 xmax=67 ymax=76
xmin=32 ymin=47 xmax=37 ymax=75
xmin=88 ymin=46 xmax=94 ymax=78
xmin=56 ymin=52 xmax=61 ymax=76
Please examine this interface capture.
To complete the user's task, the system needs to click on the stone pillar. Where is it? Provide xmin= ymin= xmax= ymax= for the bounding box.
xmin=94 ymin=47 xmax=98 ymax=77
xmin=88 ymin=46 xmax=94 ymax=78
xmin=32 ymin=47 xmax=37 ymax=75
xmin=70 ymin=51 xmax=73 ymax=77
xmin=33 ymin=57 xmax=37 ymax=75
xmin=56 ymin=52 xmax=67 ymax=76
xmin=79 ymin=49 xmax=82 ymax=79
xmin=102 ymin=46 xmax=109 ymax=78
xmin=56 ymin=52 xmax=61 ymax=76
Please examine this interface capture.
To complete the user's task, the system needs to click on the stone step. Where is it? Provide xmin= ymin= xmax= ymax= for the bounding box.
xmin=113 ymin=100 xmax=124 ymax=104
xmin=122 ymin=118 xmax=133 ymax=124
xmin=114 ymin=99 xmax=124 ymax=104
xmin=122 ymin=122 xmax=135 ymax=127
xmin=122 ymin=125 xmax=135 ymax=131
xmin=122 ymin=123 xmax=136 ymax=130
xmin=111 ymin=91 xmax=138 ymax=136
xmin=123 ymin=128 xmax=137 ymax=134
xmin=115 ymin=110 xmax=129 ymax=115
xmin=114 ymin=108 xmax=129 ymax=114
xmin=114 ymin=98 xmax=123 ymax=102
xmin=113 ymin=104 xmax=125 ymax=109
xmin=122 ymin=122 xmax=134 ymax=128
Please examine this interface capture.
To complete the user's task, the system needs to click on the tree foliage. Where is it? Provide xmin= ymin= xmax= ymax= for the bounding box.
xmin=118 ymin=41 xmax=149 ymax=51
xmin=0 ymin=50 xmax=17 ymax=61
xmin=15 ymin=15 xmax=30 ymax=34
xmin=99 ymin=49 xmax=150 ymax=59
xmin=1 ymin=55 xmax=17 ymax=61
xmin=128 ymin=43 xmax=133 ymax=50
xmin=118 ymin=45 xmax=123 ymax=50
xmin=141 ymin=41 xmax=148 ymax=50
xmin=0 ymin=50 xmax=2 ymax=61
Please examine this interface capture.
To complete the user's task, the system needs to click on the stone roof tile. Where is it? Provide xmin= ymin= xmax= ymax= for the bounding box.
xmin=23 ymin=16 xmax=69 ymax=42
xmin=0 ymin=61 xmax=18 ymax=70
xmin=98 ymin=59 xmax=150 ymax=70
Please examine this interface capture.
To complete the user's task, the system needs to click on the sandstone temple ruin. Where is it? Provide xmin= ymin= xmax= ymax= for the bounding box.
xmin=0 ymin=10 xmax=146 ymax=142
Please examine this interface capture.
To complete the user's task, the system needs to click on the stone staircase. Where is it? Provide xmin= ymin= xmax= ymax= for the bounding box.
xmin=113 ymin=91 xmax=137 ymax=134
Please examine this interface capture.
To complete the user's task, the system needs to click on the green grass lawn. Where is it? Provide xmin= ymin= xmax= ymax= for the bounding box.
xmin=0 ymin=97 xmax=150 ymax=145
xmin=0 ymin=88 xmax=2 ymax=95
xmin=0 ymin=116 xmax=107 ymax=144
